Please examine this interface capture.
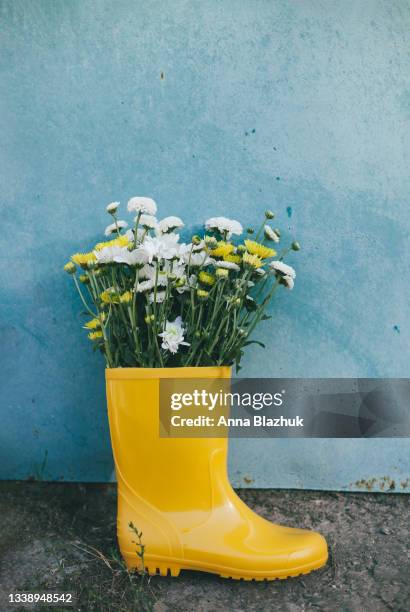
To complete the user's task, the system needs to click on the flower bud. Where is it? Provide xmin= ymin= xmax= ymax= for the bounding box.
xmin=216 ymin=268 xmax=229 ymax=279
xmin=291 ymin=241 xmax=301 ymax=251
xmin=192 ymin=235 xmax=201 ymax=245
xmin=88 ymin=330 xmax=103 ymax=341
xmin=246 ymin=227 xmax=254 ymax=235
xmin=106 ymin=201 xmax=120 ymax=214
xmin=64 ymin=262 xmax=76 ymax=274
xmin=194 ymin=330 xmax=201 ymax=338
xmin=144 ymin=314 xmax=155 ymax=324
xmin=265 ymin=210 xmax=275 ymax=219
xmin=204 ymin=235 xmax=217 ymax=247
xmin=79 ymin=274 xmax=90 ymax=284
xmin=245 ymin=296 xmax=257 ymax=311
xmin=237 ymin=244 xmax=247 ymax=253
xmin=264 ymin=225 xmax=280 ymax=243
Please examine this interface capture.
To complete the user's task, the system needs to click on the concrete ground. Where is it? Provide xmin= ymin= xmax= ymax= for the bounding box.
xmin=0 ymin=483 xmax=409 ymax=611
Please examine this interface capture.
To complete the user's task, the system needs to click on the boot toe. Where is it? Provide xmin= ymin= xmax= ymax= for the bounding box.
xmin=287 ymin=529 xmax=328 ymax=568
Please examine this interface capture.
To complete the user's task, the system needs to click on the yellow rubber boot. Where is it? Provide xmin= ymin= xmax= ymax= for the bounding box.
xmin=106 ymin=366 xmax=328 ymax=580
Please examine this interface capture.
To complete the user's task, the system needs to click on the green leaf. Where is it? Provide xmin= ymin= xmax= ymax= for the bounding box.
xmin=243 ymin=340 xmax=266 ymax=348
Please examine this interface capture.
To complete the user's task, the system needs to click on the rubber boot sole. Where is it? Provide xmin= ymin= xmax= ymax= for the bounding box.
xmin=123 ymin=552 xmax=328 ymax=581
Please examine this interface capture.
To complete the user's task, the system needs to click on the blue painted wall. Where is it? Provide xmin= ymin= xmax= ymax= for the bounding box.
xmin=1 ymin=0 xmax=409 ymax=490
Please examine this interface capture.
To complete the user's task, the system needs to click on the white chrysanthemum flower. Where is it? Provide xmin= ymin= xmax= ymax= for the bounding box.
xmin=264 ymin=225 xmax=280 ymax=243
xmin=254 ymin=268 xmax=266 ymax=276
xmin=113 ymin=248 xmax=147 ymax=265
xmin=127 ymin=196 xmax=157 ymax=216
xmin=149 ymin=290 xmax=166 ymax=303
xmin=182 ymin=251 xmax=212 ymax=267
xmin=162 ymin=260 xmax=186 ymax=279
xmin=214 ymin=260 xmax=240 ymax=271
xmin=136 ymin=279 xmax=155 ymax=293
xmin=158 ymin=216 xmax=184 ymax=234
xmin=94 ymin=246 xmax=127 ymax=264
xmin=205 ymin=216 xmax=243 ymax=238
xmin=176 ymin=273 xmax=197 ymax=294
xmin=158 ymin=316 xmax=190 ymax=353
xmin=178 ymin=242 xmax=205 ymax=258
xmin=269 ymin=260 xmax=296 ymax=279
xmin=124 ymin=228 xmax=146 ymax=244
xmin=135 ymin=233 xmax=180 ymax=263
xmin=138 ymin=214 xmax=158 ymax=229
xmin=282 ymin=275 xmax=294 ymax=290
xmin=106 ymin=201 xmax=120 ymax=214
xmin=137 ymin=264 xmax=154 ymax=279
xmin=104 ymin=220 xmax=128 ymax=236
xmin=157 ymin=272 xmax=169 ymax=287
xmin=140 ymin=261 xmax=179 ymax=286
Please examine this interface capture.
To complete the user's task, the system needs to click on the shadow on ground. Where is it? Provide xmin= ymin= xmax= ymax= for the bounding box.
xmin=0 ymin=483 xmax=409 ymax=611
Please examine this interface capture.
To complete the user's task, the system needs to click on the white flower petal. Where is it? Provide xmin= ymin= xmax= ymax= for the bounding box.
xmin=94 ymin=246 xmax=128 ymax=264
xmin=282 ymin=274 xmax=294 ymax=290
xmin=136 ymin=279 xmax=155 ymax=292
xmin=104 ymin=220 xmax=128 ymax=236
xmin=138 ymin=214 xmax=158 ymax=229
xmin=106 ymin=201 xmax=120 ymax=213
xmin=264 ymin=225 xmax=280 ymax=243
xmin=127 ymin=196 xmax=157 ymax=215
xmin=269 ymin=260 xmax=296 ymax=278
xmin=158 ymin=216 xmax=184 ymax=234
xmin=148 ymin=290 xmax=166 ymax=303
xmin=205 ymin=216 xmax=243 ymax=238
xmin=158 ymin=317 xmax=189 ymax=353
xmin=214 ymin=260 xmax=240 ymax=271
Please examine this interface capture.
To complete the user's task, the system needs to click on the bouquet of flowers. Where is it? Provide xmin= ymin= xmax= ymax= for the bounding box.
xmin=64 ymin=197 xmax=299 ymax=370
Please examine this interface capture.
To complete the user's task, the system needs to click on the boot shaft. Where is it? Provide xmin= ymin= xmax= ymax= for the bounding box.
xmin=106 ymin=366 xmax=231 ymax=515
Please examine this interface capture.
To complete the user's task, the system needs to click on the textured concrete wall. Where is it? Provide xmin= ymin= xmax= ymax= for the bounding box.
xmin=1 ymin=0 xmax=409 ymax=490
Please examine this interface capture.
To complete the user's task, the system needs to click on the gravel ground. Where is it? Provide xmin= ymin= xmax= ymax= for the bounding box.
xmin=0 ymin=482 xmax=409 ymax=611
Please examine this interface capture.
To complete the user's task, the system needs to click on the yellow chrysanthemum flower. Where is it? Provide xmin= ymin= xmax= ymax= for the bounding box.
xmin=224 ymin=253 xmax=241 ymax=264
xmin=94 ymin=234 xmax=130 ymax=251
xmin=244 ymin=240 xmax=276 ymax=259
xmin=242 ymin=252 xmax=263 ymax=269
xmin=63 ymin=262 xmax=76 ymax=274
xmin=84 ymin=317 xmax=101 ymax=330
xmin=88 ymin=330 xmax=103 ymax=341
xmin=84 ymin=313 xmax=106 ymax=329
xmin=197 ymin=289 xmax=209 ymax=300
xmin=198 ymin=271 xmax=216 ymax=286
xmin=120 ymin=291 xmax=133 ymax=304
xmin=71 ymin=252 xmax=97 ymax=269
xmin=100 ymin=289 xmax=120 ymax=304
xmin=210 ymin=241 xmax=234 ymax=258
